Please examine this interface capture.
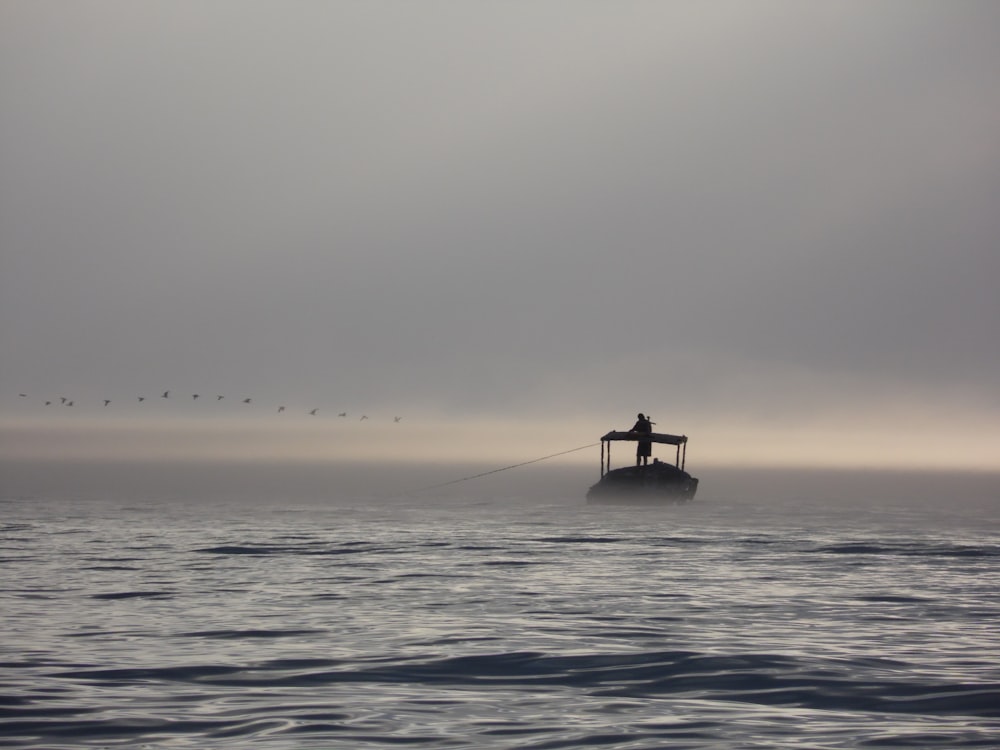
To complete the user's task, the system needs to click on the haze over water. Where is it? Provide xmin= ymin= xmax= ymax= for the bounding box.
xmin=3 ymin=1 xmax=999 ymax=470
xmin=3 ymin=3 xmax=999 ymax=745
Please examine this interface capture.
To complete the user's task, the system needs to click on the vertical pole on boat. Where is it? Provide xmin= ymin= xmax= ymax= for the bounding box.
xmin=681 ymin=440 xmax=687 ymax=471
xmin=676 ymin=443 xmax=680 ymax=468
xmin=600 ymin=440 xmax=605 ymax=478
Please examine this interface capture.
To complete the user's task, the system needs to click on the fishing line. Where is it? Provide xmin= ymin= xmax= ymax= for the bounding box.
xmin=406 ymin=442 xmax=600 ymax=495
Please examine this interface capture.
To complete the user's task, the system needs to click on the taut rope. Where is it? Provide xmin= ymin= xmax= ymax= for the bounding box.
xmin=406 ymin=442 xmax=599 ymax=495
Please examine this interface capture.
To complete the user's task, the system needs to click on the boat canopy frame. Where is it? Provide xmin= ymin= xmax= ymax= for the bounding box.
xmin=598 ymin=431 xmax=688 ymax=477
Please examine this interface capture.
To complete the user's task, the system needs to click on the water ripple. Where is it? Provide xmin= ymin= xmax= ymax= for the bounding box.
xmin=2 ymin=491 xmax=999 ymax=748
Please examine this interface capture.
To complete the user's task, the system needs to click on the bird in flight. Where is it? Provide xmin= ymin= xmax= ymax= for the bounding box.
xmin=19 ymin=393 xmax=27 ymax=397
xmin=360 ymin=415 xmax=368 ymax=421
xmin=162 ymin=391 xmax=169 ymax=399
xmin=45 ymin=401 xmax=52 ymax=406
xmin=278 ymin=406 xmax=285 ymax=413
xmin=243 ymin=398 xmax=252 ymax=404
xmin=394 ymin=416 xmax=402 ymax=423
xmin=138 ymin=396 xmax=145 ymax=402
xmin=192 ymin=394 xmax=200 ymax=400
xmin=338 ymin=412 xmax=347 ymax=417
xmin=309 ymin=409 xmax=318 ymax=416
xmin=60 ymin=397 xmax=67 ymax=404
xmin=104 ymin=400 xmax=111 ymax=407
xmin=217 ymin=395 xmax=224 ymax=401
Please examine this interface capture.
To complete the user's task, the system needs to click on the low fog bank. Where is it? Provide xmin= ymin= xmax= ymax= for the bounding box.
xmin=0 ymin=459 xmax=583 ymax=504
xmin=2 ymin=459 xmax=997 ymax=509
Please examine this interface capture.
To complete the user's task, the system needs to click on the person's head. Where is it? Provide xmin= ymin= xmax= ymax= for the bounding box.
xmin=637 ymin=413 xmax=645 ymax=419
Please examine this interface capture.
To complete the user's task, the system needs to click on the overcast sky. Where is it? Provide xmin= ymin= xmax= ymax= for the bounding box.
xmin=2 ymin=1 xmax=998 ymax=469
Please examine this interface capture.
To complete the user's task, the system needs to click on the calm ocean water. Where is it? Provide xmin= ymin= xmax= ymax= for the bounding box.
xmin=2 ymin=463 xmax=999 ymax=749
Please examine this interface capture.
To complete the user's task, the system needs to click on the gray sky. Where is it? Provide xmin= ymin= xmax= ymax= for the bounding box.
xmin=2 ymin=1 xmax=998 ymax=469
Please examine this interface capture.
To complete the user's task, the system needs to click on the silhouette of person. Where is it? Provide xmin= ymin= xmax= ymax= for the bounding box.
xmin=630 ymin=412 xmax=653 ymax=466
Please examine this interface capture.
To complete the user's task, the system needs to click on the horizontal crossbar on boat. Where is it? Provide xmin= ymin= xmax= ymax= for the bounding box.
xmin=600 ymin=431 xmax=687 ymax=445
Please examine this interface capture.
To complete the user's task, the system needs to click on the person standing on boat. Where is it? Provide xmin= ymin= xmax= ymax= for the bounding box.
xmin=630 ymin=413 xmax=653 ymax=466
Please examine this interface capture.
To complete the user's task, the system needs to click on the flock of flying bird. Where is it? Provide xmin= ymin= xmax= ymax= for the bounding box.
xmin=13 ymin=391 xmax=403 ymax=422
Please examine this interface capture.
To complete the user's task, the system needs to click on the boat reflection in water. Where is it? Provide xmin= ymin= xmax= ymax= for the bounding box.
xmin=586 ymin=430 xmax=698 ymax=503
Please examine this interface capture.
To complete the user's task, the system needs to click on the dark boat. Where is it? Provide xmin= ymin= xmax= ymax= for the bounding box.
xmin=586 ymin=430 xmax=698 ymax=503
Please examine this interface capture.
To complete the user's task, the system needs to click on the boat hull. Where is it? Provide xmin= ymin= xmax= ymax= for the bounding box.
xmin=586 ymin=463 xmax=698 ymax=504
